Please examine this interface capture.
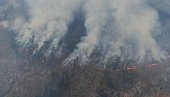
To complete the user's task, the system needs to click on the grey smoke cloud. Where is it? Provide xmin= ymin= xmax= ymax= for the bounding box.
xmin=77 ymin=0 xmax=109 ymax=57
xmin=103 ymin=0 xmax=165 ymax=62
xmin=66 ymin=0 xmax=166 ymax=63
xmin=1 ymin=0 xmax=170 ymax=64
xmin=13 ymin=0 xmax=83 ymax=53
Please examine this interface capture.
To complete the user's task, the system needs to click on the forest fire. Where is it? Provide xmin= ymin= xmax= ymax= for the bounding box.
xmin=147 ymin=64 xmax=158 ymax=68
xmin=126 ymin=64 xmax=159 ymax=71
xmin=96 ymin=63 xmax=159 ymax=73
xmin=126 ymin=66 xmax=137 ymax=71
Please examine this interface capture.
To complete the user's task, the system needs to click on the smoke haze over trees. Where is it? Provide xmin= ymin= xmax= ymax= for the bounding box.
xmin=1 ymin=0 xmax=170 ymax=64
xmin=0 ymin=0 xmax=170 ymax=97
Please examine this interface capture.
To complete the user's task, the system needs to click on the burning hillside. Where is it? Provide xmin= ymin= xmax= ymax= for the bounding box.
xmin=0 ymin=0 xmax=170 ymax=97
xmin=1 ymin=0 xmax=169 ymax=65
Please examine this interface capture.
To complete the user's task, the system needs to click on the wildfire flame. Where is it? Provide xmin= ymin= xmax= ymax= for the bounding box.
xmin=124 ymin=64 xmax=159 ymax=71
xmin=97 ymin=63 xmax=159 ymax=72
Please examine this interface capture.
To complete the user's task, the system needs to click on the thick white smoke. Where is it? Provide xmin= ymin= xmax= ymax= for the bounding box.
xmin=65 ymin=0 xmax=166 ymax=64
xmin=13 ymin=0 xmax=83 ymax=53
xmin=1 ymin=0 xmax=169 ymax=64
xmin=62 ymin=0 xmax=110 ymax=64
xmin=102 ymin=0 xmax=166 ymax=63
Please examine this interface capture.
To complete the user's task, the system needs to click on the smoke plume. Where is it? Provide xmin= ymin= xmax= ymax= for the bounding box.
xmin=1 ymin=0 xmax=170 ymax=64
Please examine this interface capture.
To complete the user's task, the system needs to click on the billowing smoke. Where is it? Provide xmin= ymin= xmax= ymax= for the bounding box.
xmin=63 ymin=0 xmax=167 ymax=64
xmin=1 ymin=0 xmax=170 ymax=64
xmin=13 ymin=0 xmax=84 ymax=54
xmin=103 ymin=0 xmax=165 ymax=63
